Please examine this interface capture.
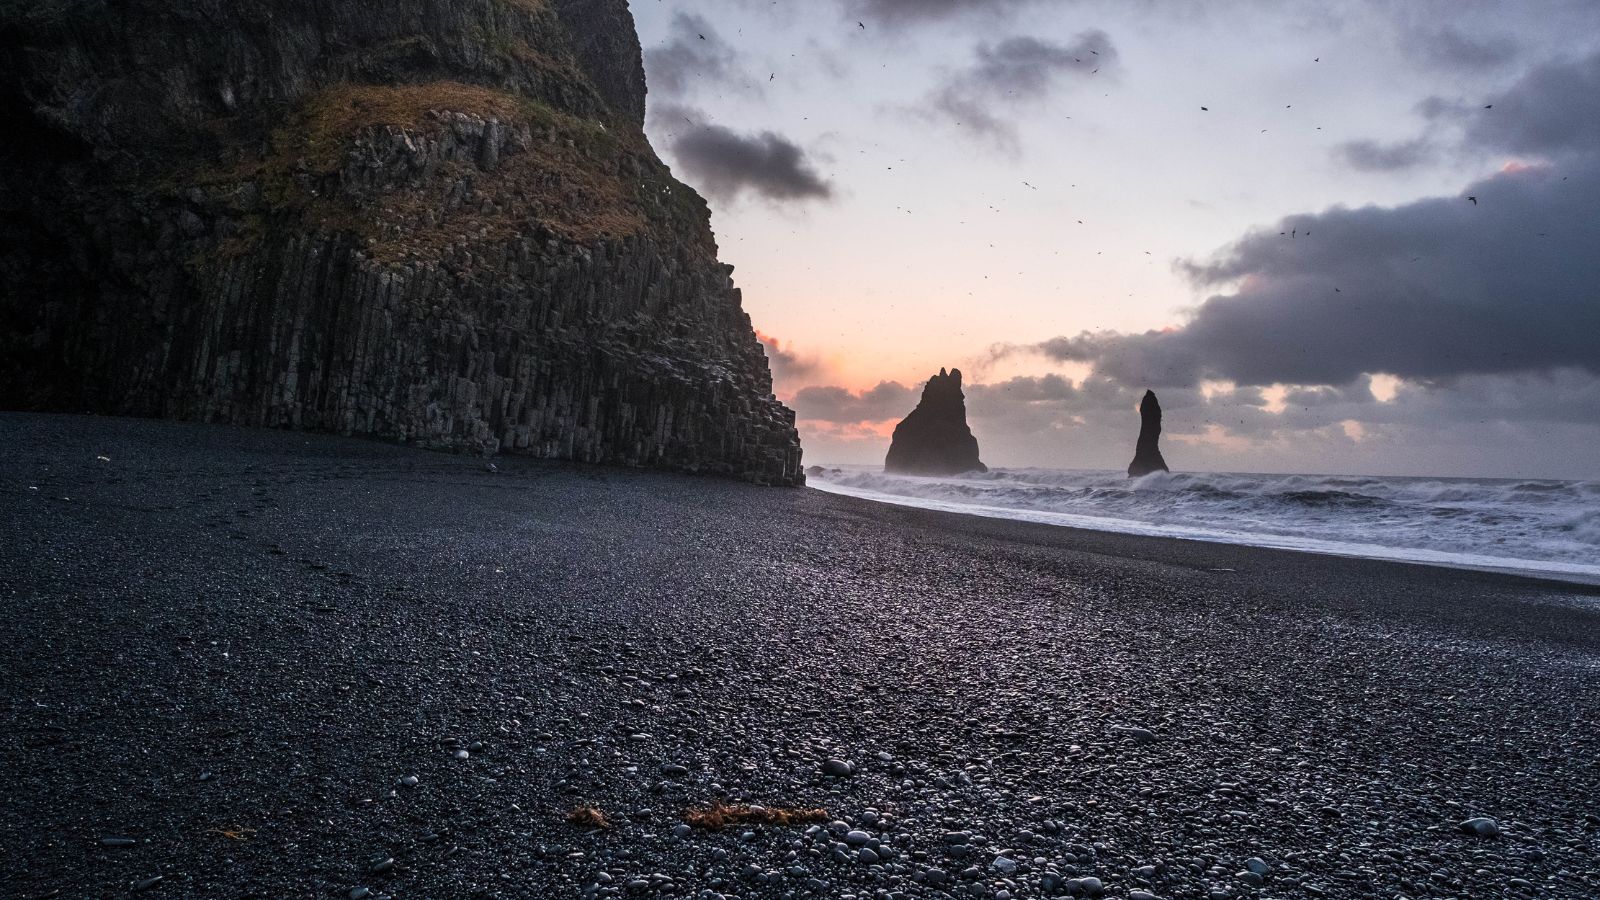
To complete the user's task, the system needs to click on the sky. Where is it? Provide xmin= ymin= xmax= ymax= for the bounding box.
xmin=629 ymin=0 xmax=1600 ymax=478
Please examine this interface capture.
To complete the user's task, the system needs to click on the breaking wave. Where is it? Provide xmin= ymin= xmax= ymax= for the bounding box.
xmin=808 ymin=466 xmax=1600 ymax=583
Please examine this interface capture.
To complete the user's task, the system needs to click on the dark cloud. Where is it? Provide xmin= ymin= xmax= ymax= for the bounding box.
xmin=664 ymin=108 xmax=833 ymax=204
xmin=756 ymin=332 xmax=826 ymax=387
xmin=924 ymin=31 xmax=1117 ymax=153
xmin=1333 ymin=137 xmax=1436 ymax=172
xmin=1465 ymin=51 xmax=1600 ymax=159
xmin=1013 ymin=54 xmax=1600 ymax=391
xmin=1406 ymin=26 xmax=1518 ymax=71
xmin=791 ymin=381 xmax=916 ymax=423
xmin=853 ymin=0 xmax=1038 ymax=23
xmin=644 ymin=13 xmax=750 ymax=98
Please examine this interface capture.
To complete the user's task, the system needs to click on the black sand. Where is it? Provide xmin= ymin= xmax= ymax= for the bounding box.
xmin=3 ymin=414 xmax=1598 ymax=899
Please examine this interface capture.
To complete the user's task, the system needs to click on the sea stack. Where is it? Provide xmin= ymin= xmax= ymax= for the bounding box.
xmin=1127 ymin=390 xmax=1170 ymax=477
xmin=885 ymin=368 xmax=988 ymax=476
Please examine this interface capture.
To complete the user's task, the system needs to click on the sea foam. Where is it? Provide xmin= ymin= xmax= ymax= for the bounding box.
xmin=808 ymin=466 xmax=1600 ymax=583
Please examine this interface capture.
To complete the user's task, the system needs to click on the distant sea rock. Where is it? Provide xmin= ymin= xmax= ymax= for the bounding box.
xmin=1127 ymin=390 xmax=1170 ymax=478
xmin=885 ymin=368 xmax=988 ymax=476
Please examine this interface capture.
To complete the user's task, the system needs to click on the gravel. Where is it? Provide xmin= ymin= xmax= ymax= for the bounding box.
xmin=3 ymin=414 xmax=1600 ymax=898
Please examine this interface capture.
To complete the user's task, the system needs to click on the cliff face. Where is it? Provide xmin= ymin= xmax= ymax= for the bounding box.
xmin=0 ymin=0 xmax=803 ymax=484
xmin=1127 ymin=390 xmax=1170 ymax=478
xmin=884 ymin=368 xmax=987 ymax=476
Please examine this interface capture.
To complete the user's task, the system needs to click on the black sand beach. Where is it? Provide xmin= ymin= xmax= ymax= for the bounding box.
xmin=3 ymin=414 xmax=1598 ymax=899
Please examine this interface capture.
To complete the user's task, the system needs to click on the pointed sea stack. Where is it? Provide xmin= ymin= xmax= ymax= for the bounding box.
xmin=1127 ymin=390 xmax=1170 ymax=478
xmin=885 ymin=368 xmax=988 ymax=475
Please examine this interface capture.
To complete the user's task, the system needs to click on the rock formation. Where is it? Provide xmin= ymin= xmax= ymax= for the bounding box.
xmin=884 ymin=368 xmax=987 ymax=476
xmin=0 ymin=0 xmax=803 ymax=485
xmin=1127 ymin=390 xmax=1170 ymax=477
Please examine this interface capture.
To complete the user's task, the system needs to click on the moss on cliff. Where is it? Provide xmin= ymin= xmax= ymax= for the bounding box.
xmin=190 ymin=80 xmax=712 ymax=264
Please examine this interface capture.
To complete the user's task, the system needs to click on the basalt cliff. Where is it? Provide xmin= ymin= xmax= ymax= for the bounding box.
xmin=0 ymin=0 xmax=803 ymax=484
xmin=885 ymin=368 xmax=987 ymax=476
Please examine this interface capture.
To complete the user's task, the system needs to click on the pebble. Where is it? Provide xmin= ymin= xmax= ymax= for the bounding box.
xmin=1075 ymin=876 xmax=1104 ymax=895
xmin=661 ymin=764 xmax=689 ymax=778
xmin=821 ymin=758 xmax=854 ymax=777
xmin=398 ymin=775 xmax=419 ymax=788
xmin=1245 ymin=857 xmax=1270 ymax=875
xmin=844 ymin=830 xmax=871 ymax=845
xmin=1112 ymin=725 xmax=1158 ymax=743
xmin=1129 ymin=892 xmax=1159 ymax=900
xmin=991 ymin=856 xmax=1018 ymax=875
xmin=671 ymin=824 xmax=692 ymax=838
xmin=132 ymin=876 xmax=163 ymax=891
xmin=454 ymin=749 xmax=469 ymax=760
xmin=858 ymin=847 xmax=880 ymax=864
xmin=1236 ymin=870 xmax=1264 ymax=887
xmin=1459 ymin=816 xmax=1501 ymax=837
xmin=101 ymin=837 xmax=137 ymax=848
xmin=348 ymin=889 xmax=371 ymax=900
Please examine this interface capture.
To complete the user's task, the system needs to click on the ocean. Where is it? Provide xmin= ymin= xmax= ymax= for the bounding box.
xmin=808 ymin=466 xmax=1600 ymax=583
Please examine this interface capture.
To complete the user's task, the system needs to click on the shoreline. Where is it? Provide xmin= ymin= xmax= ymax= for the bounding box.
xmin=808 ymin=478 xmax=1600 ymax=588
xmin=4 ymin=413 xmax=1599 ymax=898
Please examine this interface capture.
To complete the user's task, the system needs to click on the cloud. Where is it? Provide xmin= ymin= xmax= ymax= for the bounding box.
xmin=791 ymin=381 xmax=916 ymax=424
xmin=661 ymin=107 xmax=833 ymax=204
xmin=1333 ymin=137 xmax=1436 ymax=172
xmin=922 ymin=31 xmax=1116 ymax=153
xmin=852 ymin=0 xmax=1039 ymax=23
xmin=1464 ymin=51 xmax=1600 ymax=159
xmin=644 ymin=13 xmax=753 ymax=98
xmin=1010 ymin=54 xmax=1600 ymax=391
xmin=1405 ymin=26 xmax=1518 ymax=71
xmin=756 ymin=331 xmax=827 ymax=387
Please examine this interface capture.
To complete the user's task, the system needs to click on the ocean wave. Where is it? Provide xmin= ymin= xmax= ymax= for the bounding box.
xmin=808 ymin=466 xmax=1600 ymax=582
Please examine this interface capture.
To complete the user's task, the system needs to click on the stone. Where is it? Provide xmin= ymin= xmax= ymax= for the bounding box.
xmin=101 ymin=837 xmax=138 ymax=848
xmin=1127 ymin=390 xmax=1171 ymax=478
xmin=821 ymin=758 xmax=854 ymax=777
xmin=845 ymin=830 xmax=871 ymax=845
xmin=884 ymin=368 xmax=987 ymax=475
xmin=1244 ymin=857 xmax=1270 ymax=875
xmin=0 ymin=0 xmax=804 ymax=488
xmin=1112 ymin=725 xmax=1158 ymax=743
xmin=1458 ymin=816 xmax=1501 ymax=837
xmin=858 ymin=847 xmax=880 ymax=864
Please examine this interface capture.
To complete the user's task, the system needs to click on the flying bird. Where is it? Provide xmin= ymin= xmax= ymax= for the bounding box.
xmin=1467 ymin=196 xmax=1478 ymax=205
xmin=1201 ymin=106 xmax=1209 ymax=111
xmin=858 ymin=21 xmax=865 ymax=29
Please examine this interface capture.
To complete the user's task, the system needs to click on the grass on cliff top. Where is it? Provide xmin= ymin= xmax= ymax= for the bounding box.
xmin=199 ymin=80 xmax=711 ymax=264
xmin=290 ymin=82 xmax=527 ymax=171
